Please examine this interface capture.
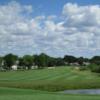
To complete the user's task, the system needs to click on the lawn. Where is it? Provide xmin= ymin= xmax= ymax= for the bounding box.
xmin=0 ymin=67 xmax=99 ymax=81
xmin=0 ymin=67 xmax=100 ymax=91
xmin=0 ymin=87 xmax=100 ymax=100
xmin=0 ymin=67 xmax=100 ymax=100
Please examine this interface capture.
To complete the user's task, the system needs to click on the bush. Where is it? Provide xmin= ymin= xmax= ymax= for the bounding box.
xmin=88 ymin=64 xmax=100 ymax=73
xmin=79 ymin=66 xmax=87 ymax=71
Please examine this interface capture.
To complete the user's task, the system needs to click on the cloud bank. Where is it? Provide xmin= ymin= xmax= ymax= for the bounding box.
xmin=0 ymin=2 xmax=100 ymax=57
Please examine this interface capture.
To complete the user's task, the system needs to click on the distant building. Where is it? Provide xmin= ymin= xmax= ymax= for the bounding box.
xmin=83 ymin=62 xmax=90 ymax=66
xmin=70 ymin=62 xmax=80 ymax=66
xmin=48 ymin=67 xmax=55 ymax=69
xmin=31 ymin=65 xmax=38 ymax=69
xmin=11 ymin=65 xmax=18 ymax=70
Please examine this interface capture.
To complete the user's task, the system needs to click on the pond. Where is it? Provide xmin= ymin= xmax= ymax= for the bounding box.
xmin=61 ymin=89 xmax=100 ymax=95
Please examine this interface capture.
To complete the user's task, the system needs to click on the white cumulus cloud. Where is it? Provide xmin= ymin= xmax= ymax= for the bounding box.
xmin=0 ymin=1 xmax=100 ymax=57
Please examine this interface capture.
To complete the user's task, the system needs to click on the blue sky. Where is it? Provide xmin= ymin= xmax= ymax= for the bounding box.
xmin=0 ymin=0 xmax=100 ymax=57
xmin=0 ymin=0 xmax=100 ymax=16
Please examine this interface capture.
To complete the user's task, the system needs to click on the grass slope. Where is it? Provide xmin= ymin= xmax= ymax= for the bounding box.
xmin=0 ymin=67 xmax=100 ymax=91
xmin=0 ymin=67 xmax=99 ymax=81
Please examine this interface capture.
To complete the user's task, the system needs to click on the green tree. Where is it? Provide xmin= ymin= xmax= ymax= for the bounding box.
xmin=3 ymin=54 xmax=18 ymax=70
xmin=22 ymin=55 xmax=34 ymax=70
xmin=34 ymin=53 xmax=50 ymax=68
xmin=90 ymin=56 xmax=100 ymax=65
xmin=77 ymin=57 xmax=84 ymax=66
xmin=55 ymin=58 xmax=65 ymax=66
xmin=18 ymin=57 xmax=26 ymax=69
xmin=63 ymin=55 xmax=77 ymax=65
xmin=0 ymin=57 xmax=3 ymax=69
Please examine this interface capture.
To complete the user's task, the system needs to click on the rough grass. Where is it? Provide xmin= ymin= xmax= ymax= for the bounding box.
xmin=0 ymin=67 xmax=100 ymax=91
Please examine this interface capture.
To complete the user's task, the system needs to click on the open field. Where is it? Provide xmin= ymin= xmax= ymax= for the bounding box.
xmin=0 ymin=67 xmax=100 ymax=91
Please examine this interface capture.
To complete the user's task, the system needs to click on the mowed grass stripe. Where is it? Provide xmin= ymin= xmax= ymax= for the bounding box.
xmin=0 ymin=67 xmax=71 ymax=81
xmin=0 ymin=67 xmax=100 ymax=91
xmin=0 ymin=67 xmax=99 ymax=81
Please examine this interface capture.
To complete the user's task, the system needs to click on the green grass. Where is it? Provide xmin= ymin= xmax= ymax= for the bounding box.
xmin=0 ymin=67 xmax=99 ymax=81
xmin=0 ymin=67 xmax=100 ymax=91
xmin=0 ymin=67 xmax=100 ymax=100
xmin=0 ymin=87 xmax=100 ymax=100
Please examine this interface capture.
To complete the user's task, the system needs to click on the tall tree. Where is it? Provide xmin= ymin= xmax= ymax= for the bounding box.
xmin=3 ymin=54 xmax=18 ymax=70
xmin=77 ymin=57 xmax=84 ymax=66
xmin=90 ymin=56 xmax=100 ymax=65
xmin=0 ymin=57 xmax=3 ymax=69
xmin=34 ymin=53 xmax=50 ymax=68
xmin=22 ymin=55 xmax=34 ymax=69
xmin=63 ymin=55 xmax=77 ymax=64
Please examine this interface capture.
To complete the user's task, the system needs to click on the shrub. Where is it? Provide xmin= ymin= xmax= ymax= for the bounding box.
xmin=88 ymin=64 xmax=100 ymax=73
xmin=79 ymin=66 xmax=87 ymax=71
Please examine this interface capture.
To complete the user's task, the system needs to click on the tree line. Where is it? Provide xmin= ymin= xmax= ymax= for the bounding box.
xmin=0 ymin=53 xmax=100 ymax=72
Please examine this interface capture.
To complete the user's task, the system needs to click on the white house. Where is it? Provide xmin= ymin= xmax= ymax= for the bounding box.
xmin=47 ymin=67 xmax=55 ymax=69
xmin=31 ymin=65 xmax=38 ymax=69
xmin=11 ymin=65 xmax=18 ymax=70
xmin=83 ymin=62 xmax=90 ymax=66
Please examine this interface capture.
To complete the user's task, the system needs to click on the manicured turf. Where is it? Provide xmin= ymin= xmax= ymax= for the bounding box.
xmin=0 ymin=67 xmax=99 ymax=81
xmin=0 ymin=87 xmax=100 ymax=100
xmin=0 ymin=67 xmax=100 ymax=100
xmin=0 ymin=67 xmax=100 ymax=91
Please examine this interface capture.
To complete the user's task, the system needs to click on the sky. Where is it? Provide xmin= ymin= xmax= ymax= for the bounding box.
xmin=0 ymin=0 xmax=100 ymax=58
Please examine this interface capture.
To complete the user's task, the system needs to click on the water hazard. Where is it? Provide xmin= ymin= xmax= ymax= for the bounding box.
xmin=61 ymin=89 xmax=100 ymax=94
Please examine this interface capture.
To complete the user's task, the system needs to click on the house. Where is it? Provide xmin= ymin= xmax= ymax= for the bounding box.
xmin=83 ymin=62 xmax=90 ymax=66
xmin=31 ymin=65 xmax=38 ymax=69
xmin=11 ymin=65 xmax=18 ymax=70
xmin=70 ymin=62 xmax=80 ymax=66
xmin=48 ymin=67 xmax=55 ymax=69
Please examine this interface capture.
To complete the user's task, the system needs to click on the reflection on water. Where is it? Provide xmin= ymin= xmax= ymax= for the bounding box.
xmin=62 ymin=89 xmax=100 ymax=94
